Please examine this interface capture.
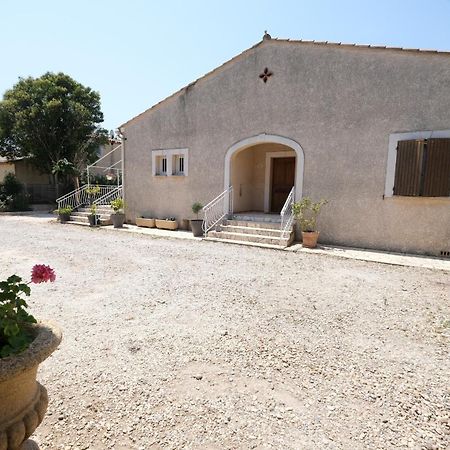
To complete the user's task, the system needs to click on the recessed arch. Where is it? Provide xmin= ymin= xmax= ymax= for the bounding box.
xmin=224 ymin=133 xmax=305 ymax=212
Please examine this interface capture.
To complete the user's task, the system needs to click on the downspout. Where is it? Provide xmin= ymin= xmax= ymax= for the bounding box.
xmin=118 ymin=127 xmax=126 ymax=218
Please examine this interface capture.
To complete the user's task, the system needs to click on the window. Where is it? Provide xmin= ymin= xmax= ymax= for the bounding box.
xmin=155 ymin=156 xmax=168 ymax=175
xmin=152 ymin=148 xmax=188 ymax=176
xmin=173 ymin=155 xmax=184 ymax=175
xmin=393 ymin=138 xmax=450 ymax=197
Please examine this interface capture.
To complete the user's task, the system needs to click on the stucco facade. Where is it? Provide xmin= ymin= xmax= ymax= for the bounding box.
xmin=120 ymin=38 xmax=450 ymax=256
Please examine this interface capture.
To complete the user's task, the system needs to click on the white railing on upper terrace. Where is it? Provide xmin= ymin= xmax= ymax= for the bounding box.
xmin=280 ymin=186 xmax=295 ymax=239
xmin=56 ymin=185 xmax=118 ymax=210
xmin=202 ymin=186 xmax=233 ymax=234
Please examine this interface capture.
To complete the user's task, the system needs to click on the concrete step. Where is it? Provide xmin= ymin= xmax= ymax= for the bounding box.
xmin=224 ymin=220 xmax=283 ymax=230
xmin=71 ymin=211 xmax=111 ymax=219
xmin=68 ymin=215 xmax=111 ymax=226
xmin=78 ymin=207 xmax=113 ymax=214
xmin=220 ymin=225 xmax=285 ymax=237
xmin=207 ymin=230 xmax=290 ymax=247
xmin=204 ymin=237 xmax=285 ymax=250
xmin=231 ymin=214 xmax=281 ymax=223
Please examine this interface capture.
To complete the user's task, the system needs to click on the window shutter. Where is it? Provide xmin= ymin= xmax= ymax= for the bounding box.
xmin=422 ymin=138 xmax=450 ymax=197
xmin=394 ymin=140 xmax=424 ymax=196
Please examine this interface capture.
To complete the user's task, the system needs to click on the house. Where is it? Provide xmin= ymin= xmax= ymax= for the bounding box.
xmin=118 ymin=34 xmax=450 ymax=256
xmin=0 ymin=156 xmax=54 ymax=203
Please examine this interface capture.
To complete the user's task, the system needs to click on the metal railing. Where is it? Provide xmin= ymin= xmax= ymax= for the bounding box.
xmin=56 ymin=185 xmax=118 ymax=210
xmin=202 ymin=186 xmax=233 ymax=234
xmin=93 ymin=186 xmax=122 ymax=206
xmin=280 ymin=186 xmax=295 ymax=239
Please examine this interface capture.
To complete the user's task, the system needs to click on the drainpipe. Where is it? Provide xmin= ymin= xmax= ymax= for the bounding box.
xmin=118 ymin=127 xmax=126 ymax=212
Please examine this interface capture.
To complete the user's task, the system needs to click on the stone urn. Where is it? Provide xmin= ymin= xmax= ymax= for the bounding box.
xmin=0 ymin=321 xmax=62 ymax=450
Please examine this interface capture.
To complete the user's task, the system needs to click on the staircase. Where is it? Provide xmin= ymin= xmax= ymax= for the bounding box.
xmin=68 ymin=205 xmax=113 ymax=226
xmin=202 ymin=186 xmax=296 ymax=249
xmin=205 ymin=214 xmax=295 ymax=248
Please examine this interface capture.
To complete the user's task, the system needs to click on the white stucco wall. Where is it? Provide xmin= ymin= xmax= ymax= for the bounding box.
xmin=122 ymin=40 xmax=450 ymax=256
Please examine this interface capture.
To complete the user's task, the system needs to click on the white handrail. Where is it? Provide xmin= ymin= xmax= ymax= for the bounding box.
xmin=280 ymin=187 xmax=295 ymax=239
xmin=57 ymin=185 xmax=118 ymax=210
xmin=202 ymin=186 xmax=233 ymax=233
xmin=93 ymin=186 xmax=122 ymax=205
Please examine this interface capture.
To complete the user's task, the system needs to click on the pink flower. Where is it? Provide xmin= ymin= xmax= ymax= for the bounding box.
xmin=31 ymin=264 xmax=56 ymax=284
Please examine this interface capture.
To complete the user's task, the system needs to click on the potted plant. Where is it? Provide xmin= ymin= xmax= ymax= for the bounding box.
xmin=110 ymin=197 xmax=125 ymax=228
xmin=155 ymin=217 xmax=178 ymax=230
xmin=0 ymin=264 xmax=62 ymax=449
xmin=57 ymin=206 xmax=72 ymax=223
xmin=190 ymin=202 xmax=203 ymax=237
xmin=135 ymin=216 xmax=156 ymax=228
xmin=88 ymin=204 xmax=98 ymax=227
xmin=292 ymin=197 xmax=328 ymax=248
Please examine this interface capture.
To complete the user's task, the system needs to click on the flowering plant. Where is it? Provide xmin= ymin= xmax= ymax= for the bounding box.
xmin=0 ymin=264 xmax=56 ymax=358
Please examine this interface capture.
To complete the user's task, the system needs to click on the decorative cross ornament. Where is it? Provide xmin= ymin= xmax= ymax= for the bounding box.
xmin=259 ymin=67 xmax=273 ymax=83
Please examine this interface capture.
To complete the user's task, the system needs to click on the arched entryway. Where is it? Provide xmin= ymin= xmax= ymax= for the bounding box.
xmin=224 ymin=134 xmax=305 ymax=214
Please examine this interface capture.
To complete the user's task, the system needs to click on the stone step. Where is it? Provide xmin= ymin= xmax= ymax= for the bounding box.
xmin=207 ymin=230 xmax=290 ymax=247
xmin=231 ymin=214 xmax=282 ymax=223
xmin=71 ymin=211 xmax=111 ymax=219
xmin=204 ymin=237 xmax=285 ymax=250
xmin=68 ymin=215 xmax=111 ymax=226
xmin=220 ymin=225 xmax=285 ymax=237
xmin=78 ymin=207 xmax=112 ymax=214
xmin=224 ymin=220 xmax=283 ymax=230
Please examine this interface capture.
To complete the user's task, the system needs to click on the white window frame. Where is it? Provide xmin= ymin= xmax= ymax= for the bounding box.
xmin=152 ymin=148 xmax=189 ymax=177
xmin=384 ymin=129 xmax=450 ymax=198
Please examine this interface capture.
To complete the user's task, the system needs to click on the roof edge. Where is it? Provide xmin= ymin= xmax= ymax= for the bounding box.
xmin=119 ymin=37 xmax=450 ymax=130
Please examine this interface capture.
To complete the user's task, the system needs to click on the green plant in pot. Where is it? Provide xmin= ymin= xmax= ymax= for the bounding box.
xmin=292 ymin=197 xmax=328 ymax=248
xmin=0 ymin=264 xmax=62 ymax=449
xmin=190 ymin=202 xmax=203 ymax=237
xmin=56 ymin=206 xmax=72 ymax=223
xmin=110 ymin=197 xmax=125 ymax=228
xmin=88 ymin=204 xmax=98 ymax=227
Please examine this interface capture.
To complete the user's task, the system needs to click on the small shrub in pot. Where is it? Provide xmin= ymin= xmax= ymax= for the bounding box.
xmin=110 ymin=198 xmax=125 ymax=228
xmin=292 ymin=197 xmax=328 ymax=248
xmin=190 ymin=202 xmax=203 ymax=237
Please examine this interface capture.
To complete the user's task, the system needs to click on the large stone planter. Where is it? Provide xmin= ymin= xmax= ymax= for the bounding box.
xmin=135 ymin=217 xmax=155 ymax=228
xmin=190 ymin=219 xmax=204 ymax=237
xmin=155 ymin=219 xmax=178 ymax=230
xmin=0 ymin=321 xmax=62 ymax=450
xmin=111 ymin=213 xmax=125 ymax=228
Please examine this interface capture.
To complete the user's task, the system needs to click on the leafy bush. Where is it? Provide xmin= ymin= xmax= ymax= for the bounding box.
xmin=110 ymin=197 xmax=124 ymax=213
xmin=57 ymin=206 xmax=73 ymax=215
xmin=292 ymin=197 xmax=328 ymax=232
xmin=0 ymin=173 xmax=30 ymax=211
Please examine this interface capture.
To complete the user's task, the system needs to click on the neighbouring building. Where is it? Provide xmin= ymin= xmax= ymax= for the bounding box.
xmin=0 ymin=157 xmax=54 ymax=203
xmin=118 ymin=35 xmax=450 ymax=256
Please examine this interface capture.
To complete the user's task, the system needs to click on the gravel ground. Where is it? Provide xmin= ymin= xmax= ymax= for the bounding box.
xmin=1 ymin=216 xmax=449 ymax=450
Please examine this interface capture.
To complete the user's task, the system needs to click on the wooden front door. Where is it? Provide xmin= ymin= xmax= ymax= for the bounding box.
xmin=271 ymin=157 xmax=295 ymax=213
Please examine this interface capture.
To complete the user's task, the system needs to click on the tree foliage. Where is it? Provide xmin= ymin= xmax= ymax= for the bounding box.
xmin=0 ymin=72 xmax=108 ymax=175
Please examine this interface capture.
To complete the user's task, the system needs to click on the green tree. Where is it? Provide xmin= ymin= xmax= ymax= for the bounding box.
xmin=0 ymin=72 xmax=107 ymax=195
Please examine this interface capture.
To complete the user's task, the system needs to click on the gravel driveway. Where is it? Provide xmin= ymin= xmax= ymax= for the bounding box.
xmin=1 ymin=216 xmax=449 ymax=450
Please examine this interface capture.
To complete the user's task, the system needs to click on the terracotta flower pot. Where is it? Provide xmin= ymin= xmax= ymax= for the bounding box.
xmin=301 ymin=231 xmax=320 ymax=248
xmin=0 ymin=321 xmax=62 ymax=450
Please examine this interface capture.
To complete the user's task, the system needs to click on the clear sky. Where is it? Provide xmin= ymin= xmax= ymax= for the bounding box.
xmin=2 ymin=0 xmax=450 ymax=131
